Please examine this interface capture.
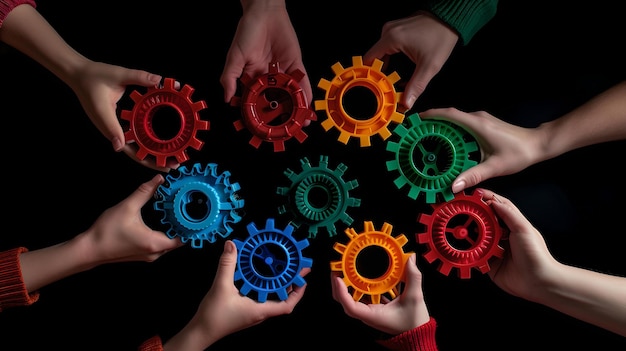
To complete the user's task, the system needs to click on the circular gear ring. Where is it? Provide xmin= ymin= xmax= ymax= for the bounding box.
xmin=330 ymin=221 xmax=412 ymax=304
xmin=233 ymin=218 xmax=313 ymax=302
xmin=416 ymin=189 xmax=507 ymax=279
xmin=120 ymin=77 xmax=209 ymax=167
xmin=386 ymin=112 xmax=479 ymax=203
xmin=229 ymin=62 xmax=317 ymax=152
xmin=314 ymin=56 xmax=405 ymax=147
xmin=277 ymin=155 xmax=361 ymax=238
xmin=153 ymin=162 xmax=245 ymax=248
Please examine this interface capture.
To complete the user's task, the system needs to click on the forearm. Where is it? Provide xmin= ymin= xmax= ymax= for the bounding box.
xmin=0 ymin=4 xmax=88 ymax=86
xmin=240 ymin=0 xmax=286 ymax=12
xmin=163 ymin=316 xmax=218 ymax=351
xmin=537 ymin=81 xmax=626 ymax=161
xmin=18 ymin=235 xmax=96 ymax=292
xmin=539 ymin=263 xmax=626 ymax=337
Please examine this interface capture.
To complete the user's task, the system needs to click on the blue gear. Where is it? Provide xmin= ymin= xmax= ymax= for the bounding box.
xmin=277 ymin=155 xmax=361 ymax=238
xmin=233 ymin=218 xmax=313 ymax=302
xmin=153 ymin=162 xmax=245 ymax=248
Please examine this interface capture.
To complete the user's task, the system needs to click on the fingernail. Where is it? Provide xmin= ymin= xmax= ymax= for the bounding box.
xmin=149 ymin=74 xmax=162 ymax=84
xmin=112 ymin=137 xmax=123 ymax=151
xmin=406 ymin=95 xmax=416 ymax=110
xmin=452 ymin=180 xmax=465 ymax=193
xmin=224 ymin=240 xmax=234 ymax=253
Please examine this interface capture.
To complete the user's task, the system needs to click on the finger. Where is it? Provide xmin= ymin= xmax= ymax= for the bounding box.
xmin=401 ymin=66 xmax=437 ymax=111
xmin=220 ymin=53 xmax=246 ymax=103
xmin=477 ymin=188 xmax=529 ymax=231
xmin=120 ymin=69 xmax=162 ymax=88
xmin=401 ymin=254 xmax=422 ymax=298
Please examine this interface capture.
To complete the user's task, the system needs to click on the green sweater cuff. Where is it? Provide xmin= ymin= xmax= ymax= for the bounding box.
xmin=426 ymin=0 xmax=498 ymax=45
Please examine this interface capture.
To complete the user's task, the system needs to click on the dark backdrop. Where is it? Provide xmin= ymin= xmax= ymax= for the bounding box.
xmin=1 ymin=1 xmax=625 ymax=350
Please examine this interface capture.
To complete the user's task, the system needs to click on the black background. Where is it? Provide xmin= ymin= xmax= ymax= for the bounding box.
xmin=1 ymin=1 xmax=625 ymax=350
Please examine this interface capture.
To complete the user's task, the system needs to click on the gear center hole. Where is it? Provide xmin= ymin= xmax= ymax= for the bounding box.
xmin=306 ymin=185 xmax=331 ymax=210
xmin=152 ymin=105 xmax=183 ymax=141
xmin=415 ymin=137 xmax=452 ymax=176
xmin=342 ymin=86 xmax=378 ymax=121
xmin=262 ymin=88 xmax=293 ymax=125
xmin=446 ymin=215 xmax=480 ymax=250
xmin=183 ymin=191 xmax=210 ymax=222
xmin=253 ymin=243 xmax=288 ymax=277
xmin=356 ymin=246 xmax=389 ymax=279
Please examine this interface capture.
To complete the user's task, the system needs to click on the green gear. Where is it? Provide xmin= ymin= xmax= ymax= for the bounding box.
xmin=277 ymin=155 xmax=361 ymax=238
xmin=385 ymin=113 xmax=479 ymax=203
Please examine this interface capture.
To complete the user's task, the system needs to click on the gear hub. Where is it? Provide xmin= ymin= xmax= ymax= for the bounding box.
xmin=277 ymin=155 xmax=361 ymax=238
xmin=153 ymin=162 xmax=245 ymax=248
xmin=416 ymin=189 xmax=507 ymax=279
xmin=233 ymin=218 xmax=313 ymax=302
xmin=120 ymin=77 xmax=209 ymax=167
xmin=386 ymin=112 xmax=479 ymax=203
xmin=330 ymin=221 xmax=412 ymax=304
xmin=314 ymin=56 xmax=405 ymax=147
xmin=230 ymin=62 xmax=317 ymax=152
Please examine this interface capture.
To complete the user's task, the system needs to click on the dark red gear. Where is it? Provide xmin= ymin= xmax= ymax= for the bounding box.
xmin=230 ymin=62 xmax=317 ymax=152
xmin=416 ymin=189 xmax=507 ymax=279
xmin=120 ymin=78 xmax=209 ymax=167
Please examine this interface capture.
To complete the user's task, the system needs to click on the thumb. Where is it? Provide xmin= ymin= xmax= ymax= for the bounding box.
xmin=126 ymin=174 xmax=164 ymax=209
xmin=215 ymin=240 xmax=238 ymax=282
xmin=451 ymin=158 xmax=499 ymax=193
xmin=402 ymin=254 xmax=423 ymax=296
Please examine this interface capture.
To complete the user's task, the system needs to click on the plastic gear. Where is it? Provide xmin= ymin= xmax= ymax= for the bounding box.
xmin=386 ymin=112 xmax=479 ymax=203
xmin=416 ymin=189 xmax=507 ymax=279
xmin=153 ymin=162 xmax=245 ymax=248
xmin=120 ymin=77 xmax=209 ymax=167
xmin=277 ymin=155 xmax=361 ymax=239
xmin=314 ymin=56 xmax=405 ymax=147
xmin=233 ymin=218 xmax=313 ymax=302
xmin=229 ymin=62 xmax=317 ymax=152
xmin=330 ymin=221 xmax=412 ymax=304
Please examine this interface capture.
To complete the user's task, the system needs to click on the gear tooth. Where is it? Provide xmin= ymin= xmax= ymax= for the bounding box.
xmin=338 ymin=132 xmax=351 ymax=144
xmin=249 ymin=135 xmax=263 ymax=149
xmin=359 ymin=135 xmax=371 ymax=147
xmin=129 ymin=90 xmax=142 ymax=102
xmin=352 ymin=291 xmax=365 ymax=302
xmin=321 ymin=118 xmax=334 ymax=131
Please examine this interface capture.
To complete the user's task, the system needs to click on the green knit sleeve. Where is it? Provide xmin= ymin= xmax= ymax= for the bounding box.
xmin=426 ymin=0 xmax=498 ymax=45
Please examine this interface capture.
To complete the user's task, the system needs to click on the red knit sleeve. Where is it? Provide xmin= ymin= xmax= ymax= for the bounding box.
xmin=138 ymin=335 xmax=164 ymax=351
xmin=0 ymin=247 xmax=40 ymax=312
xmin=376 ymin=317 xmax=439 ymax=351
xmin=0 ymin=0 xmax=37 ymax=27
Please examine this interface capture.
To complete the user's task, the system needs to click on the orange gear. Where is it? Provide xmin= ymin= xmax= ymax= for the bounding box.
xmin=315 ymin=56 xmax=405 ymax=147
xmin=120 ymin=78 xmax=209 ymax=167
xmin=330 ymin=221 xmax=412 ymax=303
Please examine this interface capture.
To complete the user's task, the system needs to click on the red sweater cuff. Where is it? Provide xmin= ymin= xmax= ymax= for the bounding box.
xmin=0 ymin=247 xmax=40 ymax=312
xmin=138 ymin=335 xmax=164 ymax=351
xmin=0 ymin=0 xmax=37 ymax=27
xmin=376 ymin=317 xmax=438 ymax=351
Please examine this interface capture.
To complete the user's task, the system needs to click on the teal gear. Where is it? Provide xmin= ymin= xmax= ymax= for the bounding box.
xmin=386 ymin=113 xmax=479 ymax=203
xmin=277 ymin=155 xmax=361 ymax=238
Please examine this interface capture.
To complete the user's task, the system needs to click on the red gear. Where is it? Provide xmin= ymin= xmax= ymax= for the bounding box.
xmin=416 ymin=190 xmax=507 ymax=279
xmin=120 ymin=78 xmax=209 ymax=167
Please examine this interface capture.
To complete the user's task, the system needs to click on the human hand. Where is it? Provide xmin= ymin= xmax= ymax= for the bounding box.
xmin=364 ymin=11 xmax=459 ymax=112
xmin=220 ymin=0 xmax=313 ymax=107
xmin=163 ymin=240 xmax=309 ymax=350
xmin=76 ymin=174 xmax=185 ymax=266
xmin=66 ymin=60 xmax=179 ymax=172
xmin=478 ymin=188 xmax=560 ymax=303
xmin=330 ymin=253 xmax=431 ymax=335
xmin=420 ymin=108 xmax=541 ymax=193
